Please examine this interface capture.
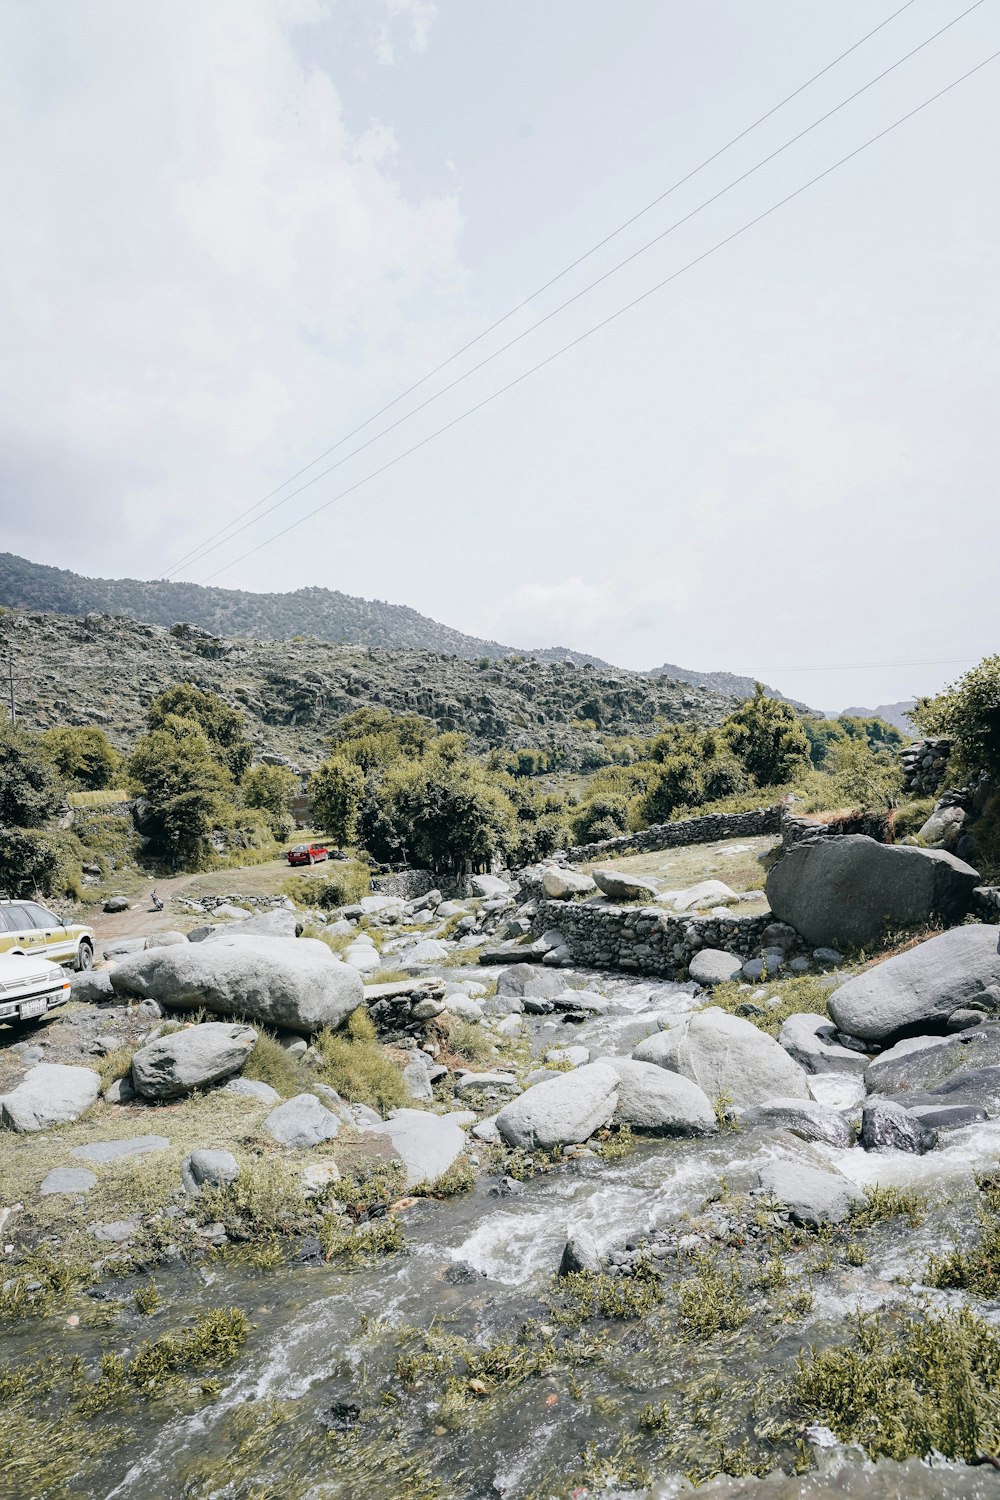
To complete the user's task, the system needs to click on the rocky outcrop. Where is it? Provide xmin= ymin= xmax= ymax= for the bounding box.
xmin=110 ymin=938 xmax=364 ymax=1036
xmin=828 ymin=926 xmax=1000 ymax=1042
xmin=632 ymin=1008 xmax=810 ymax=1107
xmin=131 ymin=1022 xmax=257 ymax=1100
xmin=766 ymin=836 xmax=979 ymax=951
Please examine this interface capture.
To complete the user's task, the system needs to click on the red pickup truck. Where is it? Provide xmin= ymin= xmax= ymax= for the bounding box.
xmin=287 ymin=843 xmax=329 ymax=866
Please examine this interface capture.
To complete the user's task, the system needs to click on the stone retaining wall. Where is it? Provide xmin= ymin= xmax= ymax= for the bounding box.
xmin=564 ymin=805 xmax=782 ymax=864
xmin=900 ymin=737 xmax=952 ymax=796
xmin=781 ymin=809 xmax=891 ymax=849
xmin=533 ymin=898 xmax=774 ymax=979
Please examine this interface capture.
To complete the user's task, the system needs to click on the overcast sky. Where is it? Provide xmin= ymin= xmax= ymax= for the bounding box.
xmin=2 ymin=0 xmax=998 ymax=710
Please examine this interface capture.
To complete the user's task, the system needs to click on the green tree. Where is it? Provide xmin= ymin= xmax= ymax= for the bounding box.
xmin=127 ymin=715 xmax=234 ymax=867
xmin=827 ymin=738 xmax=903 ymax=810
xmin=802 ymin=717 xmax=848 ymax=769
xmin=147 ymin=684 xmax=252 ymax=780
xmin=0 ymin=721 xmax=65 ymax=827
xmin=570 ymin=794 xmax=630 ymax=844
xmin=242 ymin=764 xmax=299 ymax=828
xmin=913 ymin=656 xmax=1000 ymax=779
xmin=310 ymin=757 xmax=366 ymax=846
xmin=41 ymin=725 xmax=123 ymax=789
xmin=380 ymin=745 xmax=517 ymax=872
xmin=722 ymin=685 xmax=811 ymax=787
xmin=639 ymin=753 xmax=706 ymax=825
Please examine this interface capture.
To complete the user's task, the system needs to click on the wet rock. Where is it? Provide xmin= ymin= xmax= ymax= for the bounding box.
xmin=381 ymin=1109 xmax=467 ymax=1188
xmin=766 ymin=836 xmax=979 ymax=950
xmin=131 ymin=1023 xmax=257 ymax=1100
xmin=72 ymin=1135 xmax=170 ymax=1164
xmin=0 ymin=1063 xmax=102 ymax=1132
xmin=865 ymin=1025 xmax=1000 ymax=1096
xmin=758 ymin=1155 xmax=865 ymax=1227
xmin=445 ymin=1261 xmax=485 ymax=1283
xmin=320 ymin=1400 xmax=361 ymax=1433
xmin=779 ymin=1013 xmax=869 ymax=1076
xmin=830 ymin=926 xmax=1000 ymax=1044
xmin=225 ymin=1078 xmax=280 ymax=1104
xmin=558 ymin=1229 xmax=602 ymax=1276
xmin=860 ymin=1099 xmax=936 ymax=1154
xmin=263 ymin=1093 xmax=340 ymax=1148
xmin=40 ymin=1167 xmax=97 ymax=1196
xmin=689 ymin=949 xmax=743 ymax=987
xmin=552 ymin=989 xmax=607 ymax=1015
xmin=495 ymin=1063 xmax=619 ymax=1150
xmin=111 ymin=938 xmax=364 ymax=1036
xmin=632 ymin=1007 xmax=810 ymax=1107
xmin=488 ymin=1175 xmax=524 ymax=1196
xmin=605 ymin=1058 xmax=717 ymax=1135
xmin=496 ymin=966 xmax=566 ymax=1000
xmin=593 ymin=869 xmax=659 ymax=902
xmin=739 ymin=1099 xmax=853 ymax=1148
xmin=181 ymin=1149 xmax=240 ymax=1195
xmin=908 ymin=1102 xmax=988 ymax=1131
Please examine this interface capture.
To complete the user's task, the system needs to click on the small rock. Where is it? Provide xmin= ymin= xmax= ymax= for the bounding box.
xmin=40 ymin=1168 xmax=97 ymax=1196
xmin=860 ymin=1099 xmax=937 ymax=1154
xmin=224 ymin=1078 xmax=280 ymax=1104
xmin=558 ymin=1229 xmax=602 ymax=1276
xmin=181 ymin=1149 xmax=240 ymax=1196
xmin=263 ymin=1094 xmax=340 ymax=1149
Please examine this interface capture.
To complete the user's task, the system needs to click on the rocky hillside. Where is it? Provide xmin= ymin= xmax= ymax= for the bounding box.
xmin=836 ymin=700 xmax=917 ymax=734
xmin=0 ymin=608 xmax=737 ymax=768
xmin=0 ymin=552 xmax=613 ymax=667
xmin=648 ymin=660 xmax=811 ymax=712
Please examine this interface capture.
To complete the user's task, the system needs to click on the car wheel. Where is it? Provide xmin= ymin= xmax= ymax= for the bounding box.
xmin=76 ymin=941 xmax=94 ymax=972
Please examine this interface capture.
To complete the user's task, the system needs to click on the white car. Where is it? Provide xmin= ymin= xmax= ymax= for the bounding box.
xmin=0 ymin=951 xmax=72 ymax=1026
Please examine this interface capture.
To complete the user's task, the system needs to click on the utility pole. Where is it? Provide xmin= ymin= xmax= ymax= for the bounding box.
xmin=6 ymin=652 xmax=14 ymax=724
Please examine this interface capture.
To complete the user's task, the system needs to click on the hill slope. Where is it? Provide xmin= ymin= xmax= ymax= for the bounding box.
xmin=0 ymin=607 xmax=737 ymax=769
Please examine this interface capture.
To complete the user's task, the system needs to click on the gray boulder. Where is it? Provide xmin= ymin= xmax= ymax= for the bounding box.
xmin=542 ymin=867 xmax=597 ymax=900
xmin=860 ymin=1099 xmax=936 ymax=1154
xmin=688 ymin=949 xmax=743 ymax=988
xmin=558 ymin=1229 xmax=602 ymax=1276
xmin=472 ymin=874 xmax=511 ymax=899
xmin=632 ymin=1007 xmax=810 ymax=1107
xmin=181 ymin=1149 xmax=241 ymax=1195
xmin=864 ymin=1027 xmax=1000 ymax=1096
xmin=203 ymin=909 xmax=303 ymax=940
xmin=495 ymin=1063 xmax=619 ymax=1149
xmin=225 ymin=1077 xmax=281 ymax=1104
xmin=131 ymin=1022 xmax=257 ymax=1100
xmin=604 ymin=1058 xmax=717 ymax=1135
xmin=110 ymin=938 xmax=364 ymax=1036
xmin=0 ymin=1063 xmax=102 ymax=1132
xmin=593 ymin=868 xmax=659 ymax=902
xmin=381 ymin=1108 xmax=467 ymax=1188
xmin=779 ymin=1013 xmax=869 ymax=1076
xmin=263 ymin=1093 xmax=340 ymax=1148
xmin=40 ymin=1167 xmax=97 ymax=1195
xmin=739 ymin=1099 xmax=853 ymax=1148
xmin=766 ymin=836 xmax=979 ymax=950
xmin=758 ymin=1155 xmax=865 ymax=1227
xmin=70 ymin=970 xmax=115 ymax=1004
xmin=829 ymin=926 xmax=1000 ymax=1043
xmin=144 ymin=931 xmax=187 ymax=949
xmin=496 ymin=965 xmax=566 ymax=1000
xmin=403 ymin=1050 xmax=434 ymax=1102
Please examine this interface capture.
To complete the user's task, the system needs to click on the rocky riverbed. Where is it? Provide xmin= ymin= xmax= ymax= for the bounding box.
xmin=4 ymin=848 xmax=1000 ymax=1497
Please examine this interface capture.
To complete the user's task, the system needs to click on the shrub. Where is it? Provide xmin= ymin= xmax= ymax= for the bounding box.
xmin=40 ymin=726 xmax=122 ymax=790
xmin=314 ymin=1008 xmax=407 ymax=1115
xmin=241 ymin=1032 xmax=305 ymax=1097
xmin=127 ymin=716 xmax=234 ymax=868
xmin=0 ymin=721 xmax=64 ymax=826
xmin=913 ymin=655 xmax=1000 ymax=779
xmin=241 ymin=764 xmax=298 ymax=833
xmin=722 ymin=685 xmax=811 ymax=787
xmin=281 ymin=861 xmax=370 ymax=909
xmin=0 ymin=825 xmax=84 ymax=900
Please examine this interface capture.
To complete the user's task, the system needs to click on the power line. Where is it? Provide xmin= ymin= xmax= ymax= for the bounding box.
xmin=164 ymin=0 xmax=924 ymax=578
xmin=730 ymin=656 xmax=981 ymax=674
xmin=173 ymin=0 xmax=983 ymax=580
xmin=194 ymin=47 xmax=1000 ymax=587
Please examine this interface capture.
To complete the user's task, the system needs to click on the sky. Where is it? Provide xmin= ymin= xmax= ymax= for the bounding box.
xmin=1 ymin=0 xmax=998 ymax=712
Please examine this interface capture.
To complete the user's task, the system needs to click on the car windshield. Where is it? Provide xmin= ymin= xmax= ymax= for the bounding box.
xmin=292 ymin=845 xmax=307 ymax=853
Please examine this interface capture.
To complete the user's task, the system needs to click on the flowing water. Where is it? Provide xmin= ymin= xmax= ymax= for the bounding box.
xmin=13 ymin=973 xmax=1000 ymax=1498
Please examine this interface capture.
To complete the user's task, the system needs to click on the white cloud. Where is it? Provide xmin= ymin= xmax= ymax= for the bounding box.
xmin=490 ymin=555 xmax=703 ymax=659
xmin=375 ymin=0 xmax=438 ymax=65
xmin=0 ymin=0 xmax=463 ymax=572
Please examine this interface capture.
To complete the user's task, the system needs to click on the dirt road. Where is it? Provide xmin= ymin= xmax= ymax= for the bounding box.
xmin=90 ymin=856 xmax=295 ymax=945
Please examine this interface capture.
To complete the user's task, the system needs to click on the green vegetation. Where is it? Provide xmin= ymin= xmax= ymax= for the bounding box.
xmin=127 ymin=713 xmax=234 ymax=868
xmin=40 ymin=724 xmax=123 ymax=789
xmin=282 ymin=861 xmax=371 ymax=909
xmin=147 ymin=682 xmax=252 ymax=780
xmin=309 ymin=755 xmax=365 ymax=845
xmin=705 ymin=972 xmax=834 ymax=1036
xmin=851 ymin=1184 xmax=927 ymax=1229
xmin=677 ymin=1255 xmax=750 ymax=1338
xmin=240 ymin=1030 xmax=307 ymax=1097
xmin=315 ymin=1008 xmax=408 ymax=1115
xmin=914 ymin=654 xmax=1000 ymax=779
xmin=791 ymin=1307 xmax=1000 ymax=1462
xmin=241 ymin=762 xmax=298 ymax=838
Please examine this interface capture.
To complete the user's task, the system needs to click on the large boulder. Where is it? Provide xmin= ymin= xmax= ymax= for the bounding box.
xmin=766 ymin=836 xmax=979 ymax=951
xmin=263 ymin=1093 xmax=340 ymax=1148
xmin=860 ymin=1099 xmax=936 ymax=1154
xmin=472 ymin=875 xmax=511 ymax=899
xmin=380 ymin=1109 xmax=467 ymax=1188
xmin=758 ymin=1155 xmax=865 ymax=1227
xmin=0 ymin=1063 xmax=101 ymax=1132
xmin=778 ymin=1013 xmax=869 ymax=1076
xmin=542 ymin=867 xmax=597 ymax=900
xmin=592 ymin=869 xmax=659 ymax=902
xmin=688 ymin=949 xmax=743 ymax=988
xmin=110 ymin=938 xmax=364 ymax=1036
xmin=828 ymin=926 xmax=1000 ymax=1043
xmin=864 ymin=1026 xmax=1000 ymax=1095
xmin=496 ymin=965 xmax=566 ymax=1001
xmin=632 ymin=1007 xmax=810 ymax=1107
xmin=739 ymin=1098 xmax=853 ymax=1148
xmin=604 ymin=1058 xmax=717 ymax=1135
xmin=496 ymin=1063 xmax=620 ymax=1149
xmin=131 ymin=1022 xmax=257 ymax=1100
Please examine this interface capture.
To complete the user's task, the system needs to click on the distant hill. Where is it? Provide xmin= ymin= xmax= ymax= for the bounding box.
xmin=647 ymin=661 xmax=812 ymax=713
xmin=835 ymin=701 xmax=917 ymax=735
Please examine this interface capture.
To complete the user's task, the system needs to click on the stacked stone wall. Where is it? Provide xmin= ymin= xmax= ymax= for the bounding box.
xmin=533 ymin=899 xmax=773 ymax=979
xmin=564 ymin=805 xmax=782 ymax=864
xmin=900 ymin=738 xmax=952 ymax=796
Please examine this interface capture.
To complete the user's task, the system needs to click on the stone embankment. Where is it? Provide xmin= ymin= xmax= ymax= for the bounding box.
xmin=900 ymin=736 xmax=952 ymax=795
xmin=563 ymin=805 xmax=782 ymax=864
